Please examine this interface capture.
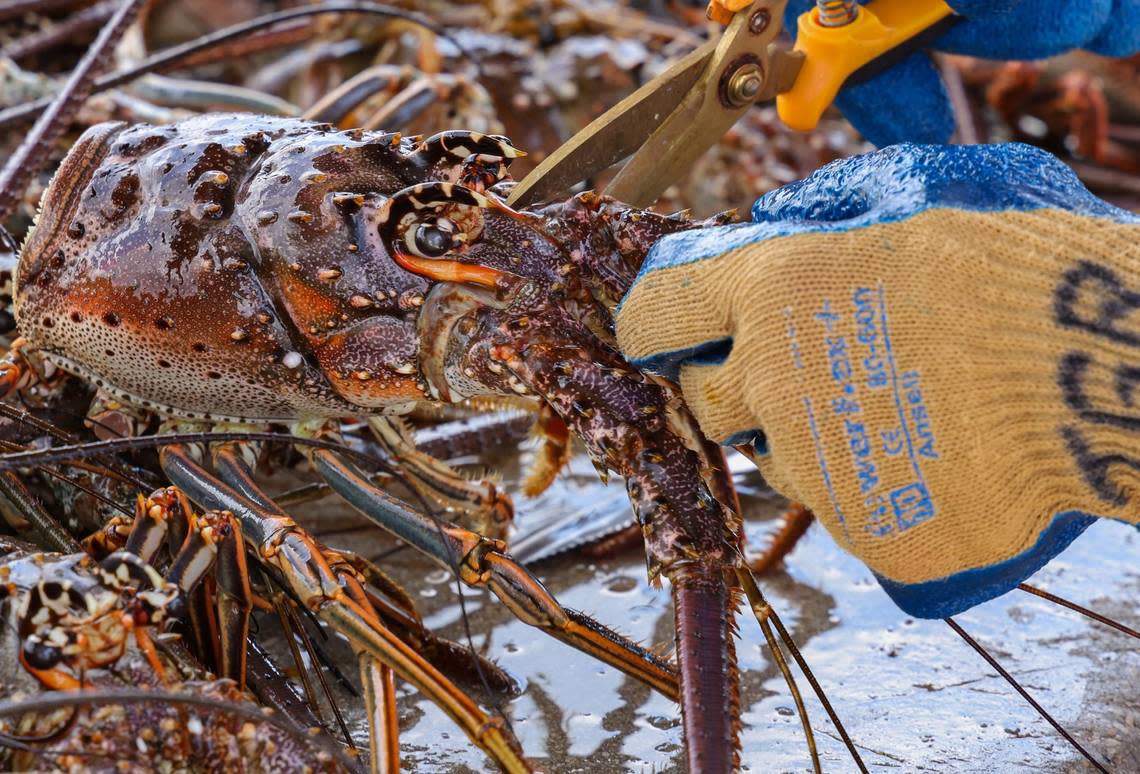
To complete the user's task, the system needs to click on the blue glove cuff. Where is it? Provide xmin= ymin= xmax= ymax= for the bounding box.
xmin=876 ymin=511 xmax=1097 ymax=617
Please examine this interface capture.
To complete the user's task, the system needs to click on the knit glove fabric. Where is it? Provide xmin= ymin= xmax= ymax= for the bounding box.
xmin=784 ymin=0 xmax=1140 ymax=145
xmin=615 ymin=143 xmax=1140 ymax=617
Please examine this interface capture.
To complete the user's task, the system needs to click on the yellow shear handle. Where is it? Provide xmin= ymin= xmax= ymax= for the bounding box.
xmin=776 ymin=0 xmax=953 ymax=131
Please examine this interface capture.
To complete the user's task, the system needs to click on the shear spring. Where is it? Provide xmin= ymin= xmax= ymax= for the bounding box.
xmin=816 ymin=0 xmax=857 ymax=26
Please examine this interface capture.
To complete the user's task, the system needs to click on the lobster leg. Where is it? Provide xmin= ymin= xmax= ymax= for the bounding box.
xmin=359 ymin=77 xmax=437 ymax=132
xmin=138 ymin=448 xmax=513 ymax=699
xmin=304 ymin=444 xmax=680 ymax=701
xmin=158 ymin=443 xmax=534 ymax=773
xmin=411 ymin=130 xmax=525 ymax=190
xmin=414 ymin=130 xmax=525 ymax=165
xmin=303 ymin=64 xmax=408 ymax=125
xmin=361 ymin=654 xmax=401 ymax=774
xmin=126 ymin=486 xmax=251 ymax=686
xmin=204 ymin=509 xmax=253 ymax=688
xmin=102 ymin=486 xmax=253 ymax=687
xmin=748 ymin=504 xmax=815 ymax=576
xmin=362 ymin=582 xmax=517 ymax=695
xmin=124 ymin=490 xmax=178 ymax=561
xmin=522 ymin=404 xmax=572 ymax=497
xmin=368 ymin=416 xmax=514 ymax=540
xmin=338 ymin=548 xmax=403 ymax=774
xmin=327 ymin=547 xmax=421 ymax=621
xmin=211 ymin=437 xmax=406 ymax=766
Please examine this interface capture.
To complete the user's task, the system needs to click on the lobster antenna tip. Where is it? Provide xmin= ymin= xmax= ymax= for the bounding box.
xmin=735 ymin=566 xmax=821 ymax=773
xmin=1017 ymin=583 xmax=1140 ymax=641
xmin=945 ymin=616 xmax=1109 ymax=774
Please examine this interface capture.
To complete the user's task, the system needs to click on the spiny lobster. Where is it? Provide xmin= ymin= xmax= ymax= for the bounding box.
xmin=0 ymin=492 xmax=353 ymax=772
xmin=1 ymin=112 xmax=805 ymax=772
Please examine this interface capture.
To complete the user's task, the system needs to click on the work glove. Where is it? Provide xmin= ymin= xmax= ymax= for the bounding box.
xmin=615 ymin=143 xmax=1140 ymax=618
xmin=782 ymin=0 xmax=1140 ymax=145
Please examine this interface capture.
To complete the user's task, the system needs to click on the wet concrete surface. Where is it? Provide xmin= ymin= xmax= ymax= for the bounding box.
xmin=264 ymin=437 xmax=1140 ymax=773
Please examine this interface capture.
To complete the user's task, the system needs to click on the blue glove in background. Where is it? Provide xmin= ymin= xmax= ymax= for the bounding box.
xmin=784 ymin=0 xmax=1140 ymax=146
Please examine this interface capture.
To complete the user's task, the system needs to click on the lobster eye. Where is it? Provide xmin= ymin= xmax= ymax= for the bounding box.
xmin=23 ymin=639 xmax=62 ymax=670
xmin=408 ymin=219 xmax=460 ymax=259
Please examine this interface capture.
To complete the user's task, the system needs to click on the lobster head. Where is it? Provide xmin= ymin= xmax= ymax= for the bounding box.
xmin=373 ymin=174 xmax=731 ymax=403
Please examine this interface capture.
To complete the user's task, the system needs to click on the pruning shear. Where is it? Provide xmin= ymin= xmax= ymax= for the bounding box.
xmin=507 ymin=0 xmax=958 ymax=208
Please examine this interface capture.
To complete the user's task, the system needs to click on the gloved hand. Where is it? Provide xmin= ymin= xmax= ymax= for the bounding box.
xmin=615 ymin=143 xmax=1140 ymax=618
xmin=782 ymin=0 xmax=1140 ymax=145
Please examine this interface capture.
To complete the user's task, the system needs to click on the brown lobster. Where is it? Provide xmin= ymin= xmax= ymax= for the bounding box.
xmin=0 ymin=509 xmax=354 ymax=773
xmin=3 ymin=112 xmax=768 ymax=772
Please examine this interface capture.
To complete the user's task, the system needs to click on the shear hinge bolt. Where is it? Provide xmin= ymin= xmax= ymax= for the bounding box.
xmin=726 ymin=63 xmax=763 ymax=106
xmin=748 ymin=8 xmax=770 ymax=33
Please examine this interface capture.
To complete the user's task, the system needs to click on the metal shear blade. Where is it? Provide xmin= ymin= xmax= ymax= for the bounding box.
xmin=507 ymin=0 xmax=801 ymax=209
xmin=507 ymin=0 xmax=959 ymax=209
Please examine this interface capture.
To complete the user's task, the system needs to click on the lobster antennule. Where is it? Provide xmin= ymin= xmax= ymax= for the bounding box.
xmin=415 ymin=130 xmax=528 ymax=161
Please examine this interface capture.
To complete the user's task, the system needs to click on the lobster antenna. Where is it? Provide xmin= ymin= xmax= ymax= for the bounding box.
xmin=0 ymin=401 xmax=156 ymax=492
xmin=0 ymin=434 xmax=130 ymax=518
xmin=944 ymin=617 xmax=1109 ymax=773
xmin=1018 ymin=583 xmax=1140 ymax=641
xmin=362 ymin=584 xmax=518 ymax=693
xmin=250 ymin=561 xmax=348 ymax=742
xmin=0 ymin=430 xmax=396 ymax=472
xmin=245 ymin=637 xmax=349 ymax=755
xmin=0 ymin=401 xmax=85 ymax=443
xmin=277 ymin=593 xmax=359 ymax=751
xmin=406 ymin=485 xmax=522 ymax=739
xmin=12 ymin=391 xmax=155 ymax=455
xmin=0 ymin=0 xmax=84 ymax=23
xmin=734 ymin=566 xmax=822 ymax=774
xmin=0 ymin=707 xmax=81 ymax=754
xmin=0 ymin=687 xmax=358 ymax=770
xmin=0 ymin=0 xmax=145 ymax=221
xmin=736 ymin=563 xmax=868 ymax=772
xmin=58 ymin=458 xmax=151 ymax=490
xmin=3 ymin=0 xmax=118 ymax=64
xmin=270 ymin=592 xmax=330 ymax=730
xmin=768 ymin=600 xmax=868 ymax=772
xmin=30 ymin=464 xmax=132 ymax=519
xmin=0 ymin=731 xmax=61 ymax=755
xmin=0 ymin=2 xmax=479 ymax=132
xmin=0 ymin=472 xmax=80 ymax=552
xmin=0 ymin=437 xmax=138 ymax=524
